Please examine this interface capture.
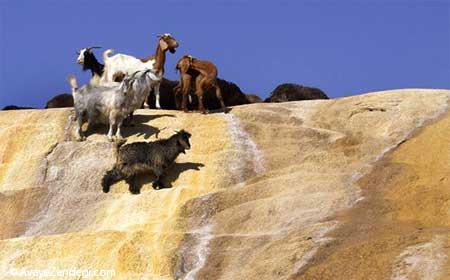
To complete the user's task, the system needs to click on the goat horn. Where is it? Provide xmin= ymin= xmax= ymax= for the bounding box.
xmin=87 ymin=46 xmax=102 ymax=50
xmin=143 ymin=69 xmax=158 ymax=76
xmin=130 ymin=71 xmax=141 ymax=79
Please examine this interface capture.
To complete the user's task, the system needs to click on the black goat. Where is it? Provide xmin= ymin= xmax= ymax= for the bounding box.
xmin=76 ymin=47 xmax=104 ymax=77
xmin=102 ymin=130 xmax=192 ymax=194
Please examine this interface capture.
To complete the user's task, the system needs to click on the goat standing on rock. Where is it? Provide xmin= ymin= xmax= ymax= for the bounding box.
xmin=102 ymin=130 xmax=192 ymax=194
xmin=175 ymin=55 xmax=226 ymax=114
xmin=102 ymin=34 xmax=179 ymax=108
xmin=68 ymin=69 xmax=159 ymax=141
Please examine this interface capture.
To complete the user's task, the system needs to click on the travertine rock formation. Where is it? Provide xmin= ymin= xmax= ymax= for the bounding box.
xmin=0 ymin=89 xmax=449 ymax=280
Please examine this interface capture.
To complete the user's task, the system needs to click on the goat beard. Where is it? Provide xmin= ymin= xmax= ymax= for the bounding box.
xmin=169 ymin=48 xmax=176 ymax=54
xmin=82 ymin=64 xmax=89 ymax=71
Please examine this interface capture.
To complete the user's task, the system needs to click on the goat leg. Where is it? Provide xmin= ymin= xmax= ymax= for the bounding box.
xmin=153 ymin=82 xmax=161 ymax=109
xmin=181 ymin=92 xmax=189 ymax=113
xmin=143 ymin=90 xmax=152 ymax=110
xmin=75 ymin=116 xmax=85 ymax=141
xmin=174 ymin=84 xmax=182 ymax=110
xmin=181 ymin=75 xmax=192 ymax=112
xmin=215 ymin=84 xmax=227 ymax=113
xmin=152 ymin=168 xmax=167 ymax=190
xmin=195 ymin=76 xmax=207 ymax=114
xmin=102 ymin=166 xmax=125 ymax=193
xmin=107 ymin=119 xmax=116 ymax=142
xmin=126 ymin=175 xmax=140 ymax=194
xmin=115 ymin=119 xmax=124 ymax=140
xmin=196 ymin=90 xmax=206 ymax=114
xmin=152 ymin=177 xmax=167 ymax=190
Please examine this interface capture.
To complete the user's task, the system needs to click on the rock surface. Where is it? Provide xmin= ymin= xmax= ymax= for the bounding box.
xmin=265 ymin=83 xmax=328 ymax=103
xmin=0 ymin=89 xmax=449 ymax=279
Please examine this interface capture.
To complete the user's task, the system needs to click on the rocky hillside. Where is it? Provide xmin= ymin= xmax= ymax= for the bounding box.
xmin=0 ymin=89 xmax=449 ymax=279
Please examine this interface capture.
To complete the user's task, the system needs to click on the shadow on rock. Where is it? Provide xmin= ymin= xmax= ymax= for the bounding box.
xmin=131 ymin=162 xmax=205 ymax=194
xmin=74 ymin=113 xmax=175 ymax=140
xmin=122 ymin=123 xmax=161 ymax=139
xmin=131 ymin=113 xmax=175 ymax=123
xmin=123 ymin=113 xmax=175 ymax=139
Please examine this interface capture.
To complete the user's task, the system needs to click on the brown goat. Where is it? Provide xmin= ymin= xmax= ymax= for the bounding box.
xmin=175 ymin=55 xmax=226 ymax=113
xmin=140 ymin=34 xmax=179 ymax=76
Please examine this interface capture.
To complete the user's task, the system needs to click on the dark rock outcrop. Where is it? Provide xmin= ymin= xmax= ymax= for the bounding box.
xmin=147 ymin=78 xmax=250 ymax=110
xmin=214 ymin=78 xmax=250 ymax=108
xmin=2 ymin=105 xmax=35 ymax=110
xmin=45 ymin=94 xmax=74 ymax=109
xmin=264 ymin=83 xmax=328 ymax=103
xmin=147 ymin=79 xmax=179 ymax=110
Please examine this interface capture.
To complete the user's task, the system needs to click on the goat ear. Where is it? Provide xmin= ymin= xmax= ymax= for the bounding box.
xmin=159 ymin=39 xmax=168 ymax=51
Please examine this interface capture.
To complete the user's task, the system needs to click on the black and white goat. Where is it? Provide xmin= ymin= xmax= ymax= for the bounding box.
xmin=76 ymin=46 xmax=104 ymax=78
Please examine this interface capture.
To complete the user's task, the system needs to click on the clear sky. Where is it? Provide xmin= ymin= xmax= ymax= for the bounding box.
xmin=0 ymin=0 xmax=449 ymax=108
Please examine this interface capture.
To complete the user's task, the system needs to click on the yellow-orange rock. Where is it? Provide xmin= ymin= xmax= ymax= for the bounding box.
xmin=0 ymin=89 xmax=449 ymax=280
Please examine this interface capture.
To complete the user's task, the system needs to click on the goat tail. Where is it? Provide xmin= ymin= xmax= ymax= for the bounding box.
xmin=67 ymin=75 xmax=78 ymax=94
xmin=101 ymin=166 xmax=124 ymax=193
xmin=103 ymin=49 xmax=114 ymax=62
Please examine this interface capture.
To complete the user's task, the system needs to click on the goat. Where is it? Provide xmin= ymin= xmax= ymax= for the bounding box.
xmin=127 ymin=69 xmax=161 ymax=123
xmin=175 ymin=55 xmax=226 ymax=114
xmin=76 ymin=46 xmax=104 ymax=79
xmin=102 ymin=34 xmax=179 ymax=108
xmin=68 ymin=70 xmax=158 ymax=141
xmin=102 ymin=130 xmax=192 ymax=194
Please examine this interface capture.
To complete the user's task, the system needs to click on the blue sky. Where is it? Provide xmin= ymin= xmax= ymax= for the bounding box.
xmin=0 ymin=0 xmax=449 ymax=108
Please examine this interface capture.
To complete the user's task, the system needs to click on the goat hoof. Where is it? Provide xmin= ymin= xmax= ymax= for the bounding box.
xmin=102 ymin=186 xmax=110 ymax=193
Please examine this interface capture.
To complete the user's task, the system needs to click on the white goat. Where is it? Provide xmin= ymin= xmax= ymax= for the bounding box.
xmin=68 ymin=70 xmax=158 ymax=142
xmin=101 ymin=34 xmax=179 ymax=108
